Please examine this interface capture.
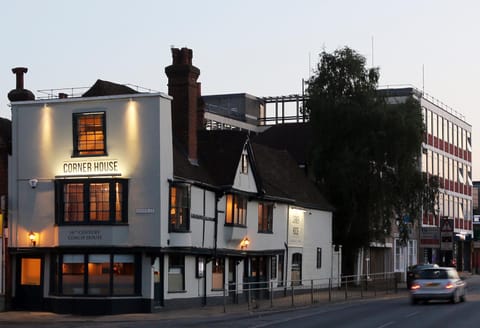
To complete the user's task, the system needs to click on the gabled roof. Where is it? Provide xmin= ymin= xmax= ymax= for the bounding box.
xmin=172 ymin=128 xmax=332 ymax=211
xmin=252 ymin=143 xmax=333 ymax=211
xmin=197 ymin=130 xmax=250 ymax=187
xmin=253 ymin=122 xmax=312 ymax=165
xmin=82 ymin=79 xmax=139 ymax=97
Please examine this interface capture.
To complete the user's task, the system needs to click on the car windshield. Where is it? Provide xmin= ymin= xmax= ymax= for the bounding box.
xmin=419 ymin=269 xmax=448 ymax=279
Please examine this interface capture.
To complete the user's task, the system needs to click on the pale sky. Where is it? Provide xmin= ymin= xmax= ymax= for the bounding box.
xmin=2 ymin=0 xmax=480 ymax=177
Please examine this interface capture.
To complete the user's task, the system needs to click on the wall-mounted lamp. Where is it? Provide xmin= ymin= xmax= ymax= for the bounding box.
xmin=28 ymin=231 xmax=37 ymax=246
xmin=240 ymin=237 xmax=250 ymax=250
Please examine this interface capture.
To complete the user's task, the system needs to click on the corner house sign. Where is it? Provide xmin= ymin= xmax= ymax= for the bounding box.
xmin=60 ymin=159 xmax=120 ymax=177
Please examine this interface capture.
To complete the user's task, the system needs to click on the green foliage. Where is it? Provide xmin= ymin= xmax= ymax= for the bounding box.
xmin=306 ymin=47 xmax=437 ymax=268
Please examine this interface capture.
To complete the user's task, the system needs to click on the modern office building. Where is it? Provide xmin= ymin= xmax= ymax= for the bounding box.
xmin=6 ymin=48 xmax=336 ymax=314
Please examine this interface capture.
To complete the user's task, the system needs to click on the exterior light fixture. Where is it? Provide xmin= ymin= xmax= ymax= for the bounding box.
xmin=28 ymin=231 xmax=37 ymax=246
xmin=240 ymin=237 xmax=250 ymax=250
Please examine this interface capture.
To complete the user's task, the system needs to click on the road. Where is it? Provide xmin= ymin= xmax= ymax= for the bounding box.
xmin=2 ymin=275 xmax=479 ymax=328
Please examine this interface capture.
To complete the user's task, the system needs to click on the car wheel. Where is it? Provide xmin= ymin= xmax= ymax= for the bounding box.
xmin=451 ymin=291 xmax=459 ymax=304
xmin=460 ymin=291 xmax=466 ymax=302
xmin=411 ymin=298 xmax=418 ymax=305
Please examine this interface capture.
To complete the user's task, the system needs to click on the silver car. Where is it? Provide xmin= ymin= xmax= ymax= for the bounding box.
xmin=410 ymin=267 xmax=466 ymax=304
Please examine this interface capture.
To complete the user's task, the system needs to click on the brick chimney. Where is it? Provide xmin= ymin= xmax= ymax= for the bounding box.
xmin=7 ymin=67 xmax=35 ymax=102
xmin=165 ymin=48 xmax=202 ymax=165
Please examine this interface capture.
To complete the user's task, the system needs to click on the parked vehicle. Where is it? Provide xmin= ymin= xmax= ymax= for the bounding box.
xmin=406 ymin=263 xmax=439 ymax=289
xmin=410 ymin=267 xmax=466 ymax=304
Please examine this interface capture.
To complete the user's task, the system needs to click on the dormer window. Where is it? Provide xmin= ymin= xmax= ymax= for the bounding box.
xmin=241 ymin=153 xmax=248 ymax=174
xmin=73 ymin=112 xmax=106 ymax=156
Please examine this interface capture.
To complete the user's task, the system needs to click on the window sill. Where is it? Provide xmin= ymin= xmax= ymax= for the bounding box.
xmin=211 ymin=288 xmax=224 ymax=292
xmin=56 ymin=222 xmax=129 ymax=226
xmin=224 ymin=224 xmax=247 ymax=228
xmin=71 ymin=153 xmax=109 ymax=158
xmin=258 ymin=231 xmax=273 ymax=234
xmin=167 ymin=290 xmax=187 ymax=294
xmin=169 ymin=230 xmax=191 ymax=233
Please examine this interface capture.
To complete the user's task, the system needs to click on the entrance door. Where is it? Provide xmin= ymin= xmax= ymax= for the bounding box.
xmin=16 ymin=256 xmax=43 ymax=310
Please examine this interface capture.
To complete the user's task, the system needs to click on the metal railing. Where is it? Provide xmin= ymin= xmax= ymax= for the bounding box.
xmin=219 ymin=272 xmax=401 ymax=313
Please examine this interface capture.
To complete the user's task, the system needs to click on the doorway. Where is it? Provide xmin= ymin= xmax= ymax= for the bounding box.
xmin=291 ymin=253 xmax=302 ymax=285
xmin=15 ymin=256 xmax=43 ymax=310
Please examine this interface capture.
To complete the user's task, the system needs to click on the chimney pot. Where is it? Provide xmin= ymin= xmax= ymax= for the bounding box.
xmin=8 ymin=67 xmax=35 ymax=102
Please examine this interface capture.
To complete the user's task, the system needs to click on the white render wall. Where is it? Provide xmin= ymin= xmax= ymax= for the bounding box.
xmin=8 ymin=93 xmax=172 ymax=249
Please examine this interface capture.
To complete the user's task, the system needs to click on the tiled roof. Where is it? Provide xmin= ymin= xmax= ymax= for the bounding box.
xmin=252 ymin=143 xmax=333 ymax=211
xmin=197 ymin=130 xmax=249 ymax=187
xmin=253 ymin=122 xmax=312 ymax=165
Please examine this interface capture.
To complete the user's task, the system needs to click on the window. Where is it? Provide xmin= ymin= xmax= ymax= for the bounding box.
xmin=168 ymin=255 xmax=185 ymax=292
xmin=225 ymin=194 xmax=247 ymax=226
xmin=316 ymin=248 xmax=322 ymax=269
xmin=73 ymin=112 xmax=106 ymax=156
xmin=56 ymin=179 xmax=128 ymax=225
xmin=258 ymin=202 xmax=273 ymax=233
xmin=113 ymin=255 xmax=135 ymax=295
xmin=241 ymin=153 xmax=248 ymax=174
xmin=169 ymin=184 xmax=190 ymax=232
xmin=212 ymin=258 xmax=224 ymax=290
xmin=56 ymin=254 xmax=138 ymax=296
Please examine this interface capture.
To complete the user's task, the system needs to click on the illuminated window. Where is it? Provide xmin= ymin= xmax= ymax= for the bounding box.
xmin=21 ymin=258 xmax=41 ymax=286
xmin=56 ymin=179 xmax=128 ymax=224
xmin=62 ymin=255 xmax=84 ymax=295
xmin=241 ymin=153 xmax=248 ymax=174
xmin=169 ymin=184 xmax=190 ymax=232
xmin=73 ymin=112 xmax=106 ymax=156
xmin=225 ymin=194 xmax=247 ymax=226
xmin=56 ymin=254 xmax=138 ymax=296
xmin=258 ymin=202 xmax=273 ymax=233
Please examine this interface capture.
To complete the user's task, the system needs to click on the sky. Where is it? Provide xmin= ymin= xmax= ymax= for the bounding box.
xmin=2 ymin=0 xmax=480 ymax=176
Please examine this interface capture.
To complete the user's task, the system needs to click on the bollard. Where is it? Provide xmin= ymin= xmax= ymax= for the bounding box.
xmin=328 ymin=278 xmax=332 ymax=302
xmin=291 ymin=284 xmax=295 ymax=307
xmin=311 ymin=280 xmax=314 ymax=304
xmin=270 ymin=281 xmax=273 ymax=308
xmin=223 ymin=284 xmax=227 ymax=313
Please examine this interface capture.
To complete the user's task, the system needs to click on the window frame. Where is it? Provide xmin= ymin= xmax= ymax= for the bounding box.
xmin=316 ymin=248 xmax=322 ymax=269
xmin=168 ymin=255 xmax=185 ymax=293
xmin=225 ymin=193 xmax=247 ymax=226
xmin=258 ymin=202 xmax=273 ymax=233
xmin=169 ymin=183 xmax=191 ymax=232
xmin=72 ymin=111 xmax=107 ymax=157
xmin=51 ymin=253 xmax=140 ymax=296
xmin=55 ymin=178 xmax=128 ymax=225
xmin=241 ymin=153 xmax=248 ymax=174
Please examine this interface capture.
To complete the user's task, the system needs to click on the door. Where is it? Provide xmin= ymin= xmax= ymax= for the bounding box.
xmin=16 ymin=256 xmax=43 ymax=310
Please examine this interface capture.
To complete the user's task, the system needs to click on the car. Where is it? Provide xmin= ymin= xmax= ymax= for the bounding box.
xmin=410 ymin=267 xmax=466 ymax=305
xmin=406 ymin=263 xmax=439 ymax=289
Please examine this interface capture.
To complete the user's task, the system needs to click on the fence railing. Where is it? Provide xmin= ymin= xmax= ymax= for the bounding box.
xmin=219 ymin=272 xmax=401 ymax=313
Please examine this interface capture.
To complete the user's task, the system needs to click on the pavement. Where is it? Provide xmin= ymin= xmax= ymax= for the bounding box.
xmin=0 ymin=272 xmax=476 ymax=324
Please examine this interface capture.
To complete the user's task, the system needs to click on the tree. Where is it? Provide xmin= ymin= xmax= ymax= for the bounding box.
xmin=306 ymin=47 xmax=437 ymax=274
